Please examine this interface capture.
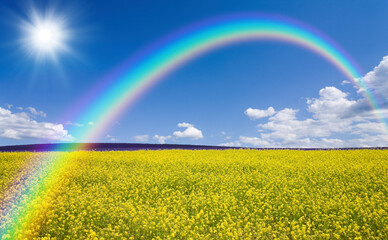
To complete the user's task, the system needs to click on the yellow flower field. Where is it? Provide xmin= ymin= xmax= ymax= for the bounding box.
xmin=0 ymin=150 xmax=387 ymax=239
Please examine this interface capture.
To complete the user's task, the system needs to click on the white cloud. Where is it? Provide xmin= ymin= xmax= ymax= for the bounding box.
xmin=255 ymin=92 xmax=385 ymax=147
xmin=133 ymin=134 xmax=149 ymax=142
xmin=239 ymin=136 xmax=270 ymax=147
xmin=177 ymin=122 xmax=194 ymax=128
xmin=152 ymin=122 xmax=203 ymax=144
xmin=0 ymin=107 xmax=73 ymax=141
xmin=153 ymin=135 xmax=172 ymax=144
xmin=232 ymin=84 xmax=388 ymax=148
xmin=245 ymin=107 xmax=276 ymax=120
xmin=219 ymin=141 xmax=241 ymax=147
xmin=352 ymin=121 xmax=386 ymax=135
xmin=88 ymin=121 xmax=94 ymax=126
xmin=360 ymin=55 xmax=388 ymax=101
xmin=173 ymin=122 xmax=203 ymax=140
xmin=307 ymin=87 xmax=356 ymax=120
xmin=27 ymin=107 xmax=47 ymax=117
xmin=6 ymin=104 xmax=13 ymax=109
xmin=268 ymin=108 xmax=297 ymax=122
xmin=341 ymin=80 xmax=351 ymax=85
xmin=345 ymin=134 xmax=388 ymax=147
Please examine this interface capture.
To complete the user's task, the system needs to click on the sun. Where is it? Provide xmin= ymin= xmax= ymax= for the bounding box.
xmin=20 ymin=7 xmax=71 ymax=63
xmin=30 ymin=21 xmax=64 ymax=52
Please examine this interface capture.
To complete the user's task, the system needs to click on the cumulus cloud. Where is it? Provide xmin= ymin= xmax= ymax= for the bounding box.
xmin=152 ymin=122 xmax=204 ymax=144
xmin=228 ymin=79 xmax=388 ymax=148
xmin=253 ymin=86 xmax=388 ymax=147
xmin=360 ymin=55 xmax=388 ymax=101
xmin=352 ymin=122 xmax=386 ymax=135
xmin=173 ymin=122 xmax=203 ymax=140
xmin=0 ymin=107 xmax=73 ymax=141
xmin=133 ymin=134 xmax=149 ymax=142
xmin=307 ymin=87 xmax=357 ymax=120
xmin=153 ymin=135 xmax=172 ymax=144
xmin=268 ymin=108 xmax=297 ymax=122
xmin=245 ymin=107 xmax=276 ymax=120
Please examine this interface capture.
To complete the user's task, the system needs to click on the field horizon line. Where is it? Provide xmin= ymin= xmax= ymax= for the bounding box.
xmin=0 ymin=142 xmax=387 ymax=152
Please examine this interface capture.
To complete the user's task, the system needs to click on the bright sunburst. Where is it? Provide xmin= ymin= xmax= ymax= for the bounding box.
xmin=20 ymin=7 xmax=70 ymax=63
xmin=30 ymin=21 xmax=63 ymax=52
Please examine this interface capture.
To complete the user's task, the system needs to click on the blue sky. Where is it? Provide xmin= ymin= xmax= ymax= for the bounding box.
xmin=1 ymin=0 xmax=388 ymax=147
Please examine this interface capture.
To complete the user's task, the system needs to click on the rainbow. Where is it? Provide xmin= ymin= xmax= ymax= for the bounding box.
xmin=1 ymin=14 xmax=387 ymax=238
xmin=68 ymin=14 xmax=387 ymax=140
